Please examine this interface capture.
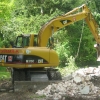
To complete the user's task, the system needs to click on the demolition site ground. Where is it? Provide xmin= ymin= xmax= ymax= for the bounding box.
xmin=1 ymin=67 xmax=100 ymax=100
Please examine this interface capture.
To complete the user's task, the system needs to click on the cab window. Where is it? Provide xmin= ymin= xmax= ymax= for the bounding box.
xmin=16 ymin=36 xmax=30 ymax=47
xmin=23 ymin=36 xmax=30 ymax=46
xmin=16 ymin=36 xmax=23 ymax=47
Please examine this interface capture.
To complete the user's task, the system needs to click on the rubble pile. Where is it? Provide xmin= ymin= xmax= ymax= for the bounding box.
xmin=36 ymin=67 xmax=100 ymax=99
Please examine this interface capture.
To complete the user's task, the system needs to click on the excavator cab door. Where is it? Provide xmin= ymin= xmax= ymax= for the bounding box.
xmin=15 ymin=34 xmax=30 ymax=48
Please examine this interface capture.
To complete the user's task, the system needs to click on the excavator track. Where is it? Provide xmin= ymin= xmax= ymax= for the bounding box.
xmin=0 ymin=68 xmax=62 ymax=92
xmin=12 ymin=68 xmax=62 ymax=81
xmin=0 ymin=68 xmax=62 ymax=93
xmin=10 ymin=68 xmax=62 ymax=92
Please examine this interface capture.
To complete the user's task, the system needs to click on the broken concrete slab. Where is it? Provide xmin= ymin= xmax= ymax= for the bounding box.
xmin=80 ymin=85 xmax=90 ymax=94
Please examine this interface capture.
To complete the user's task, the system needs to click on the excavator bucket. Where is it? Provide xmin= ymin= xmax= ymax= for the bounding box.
xmin=94 ymin=44 xmax=100 ymax=61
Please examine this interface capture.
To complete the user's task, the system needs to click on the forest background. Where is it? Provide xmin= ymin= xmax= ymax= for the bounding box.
xmin=0 ymin=0 xmax=100 ymax=69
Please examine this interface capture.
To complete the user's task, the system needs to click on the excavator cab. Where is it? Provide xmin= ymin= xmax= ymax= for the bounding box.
xmin=16 ymin=34 xmax=30 ymax=47
xmin=15 ymin=34 xmax=54 ymax=48
xmin=13 ymin=34 xmax=38 ymax=48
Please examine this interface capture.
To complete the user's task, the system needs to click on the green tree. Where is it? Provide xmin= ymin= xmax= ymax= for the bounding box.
xmin=0 ymin=0 xmax=15 ymax=47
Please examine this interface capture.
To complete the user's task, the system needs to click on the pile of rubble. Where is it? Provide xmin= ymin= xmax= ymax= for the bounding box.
xmin=36 ymin=67 xmax=100 ymax=100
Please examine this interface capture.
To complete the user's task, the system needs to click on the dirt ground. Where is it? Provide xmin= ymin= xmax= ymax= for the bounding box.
xmin=0 ymin=80 xmax=47 ymax=100
xmin=0 ymin=92 xmax=47 ymax=100
xmin=0 ymin=92 xmax=100 ymax=100
xmin=0 ymin=78 xmax=100 ymax=100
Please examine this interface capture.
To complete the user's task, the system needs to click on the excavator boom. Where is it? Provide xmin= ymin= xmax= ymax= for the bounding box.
xmin=38 ymin=4 xmax=100 ymax=47
xmin=38 ymin=4 xmax=100 ymax=61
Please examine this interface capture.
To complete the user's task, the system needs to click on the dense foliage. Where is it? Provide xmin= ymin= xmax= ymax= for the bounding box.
xmin=0 ymin=0 xmax=100 ymax=67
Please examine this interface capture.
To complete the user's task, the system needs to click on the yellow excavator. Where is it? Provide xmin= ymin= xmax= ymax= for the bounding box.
xmin=0 ymin=4 xmax=100 ymax=82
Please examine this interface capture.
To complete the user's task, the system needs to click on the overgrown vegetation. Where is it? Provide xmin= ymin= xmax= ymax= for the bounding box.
xmin=0 ymin=67 xmax=10 ymax=80
xmin=58 ymin=56 xmax=78 ymax=76
xmin=0 ymin=72 xmax=10 ymax=80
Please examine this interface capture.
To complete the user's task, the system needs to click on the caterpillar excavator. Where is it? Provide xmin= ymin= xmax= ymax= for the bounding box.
xmin=0 ymin=4 xmax=100 ymax=82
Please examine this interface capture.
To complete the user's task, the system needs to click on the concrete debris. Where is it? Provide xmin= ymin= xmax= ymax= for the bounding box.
xmin=36 ymin=67 xmax=100 ymax=99
xmin=80 ymin=85 xmax=89 ymax=94
xmin=73 ymin=76 xmax=82 ymax=83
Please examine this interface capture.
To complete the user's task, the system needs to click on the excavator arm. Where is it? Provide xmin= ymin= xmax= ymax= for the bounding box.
xmin=38 ymin=4 xmax=100 ymax=61
xmin=38 ymin=4 xmax=88 ymax=47
xmin=38 ymin=4 xmax=100 ymax=47
xmin=85 ymin=11 xmax=100 ymax=61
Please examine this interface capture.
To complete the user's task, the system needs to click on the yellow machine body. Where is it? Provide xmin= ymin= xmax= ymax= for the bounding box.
xmin=0 ymin=47 xmax=59 ymax=68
